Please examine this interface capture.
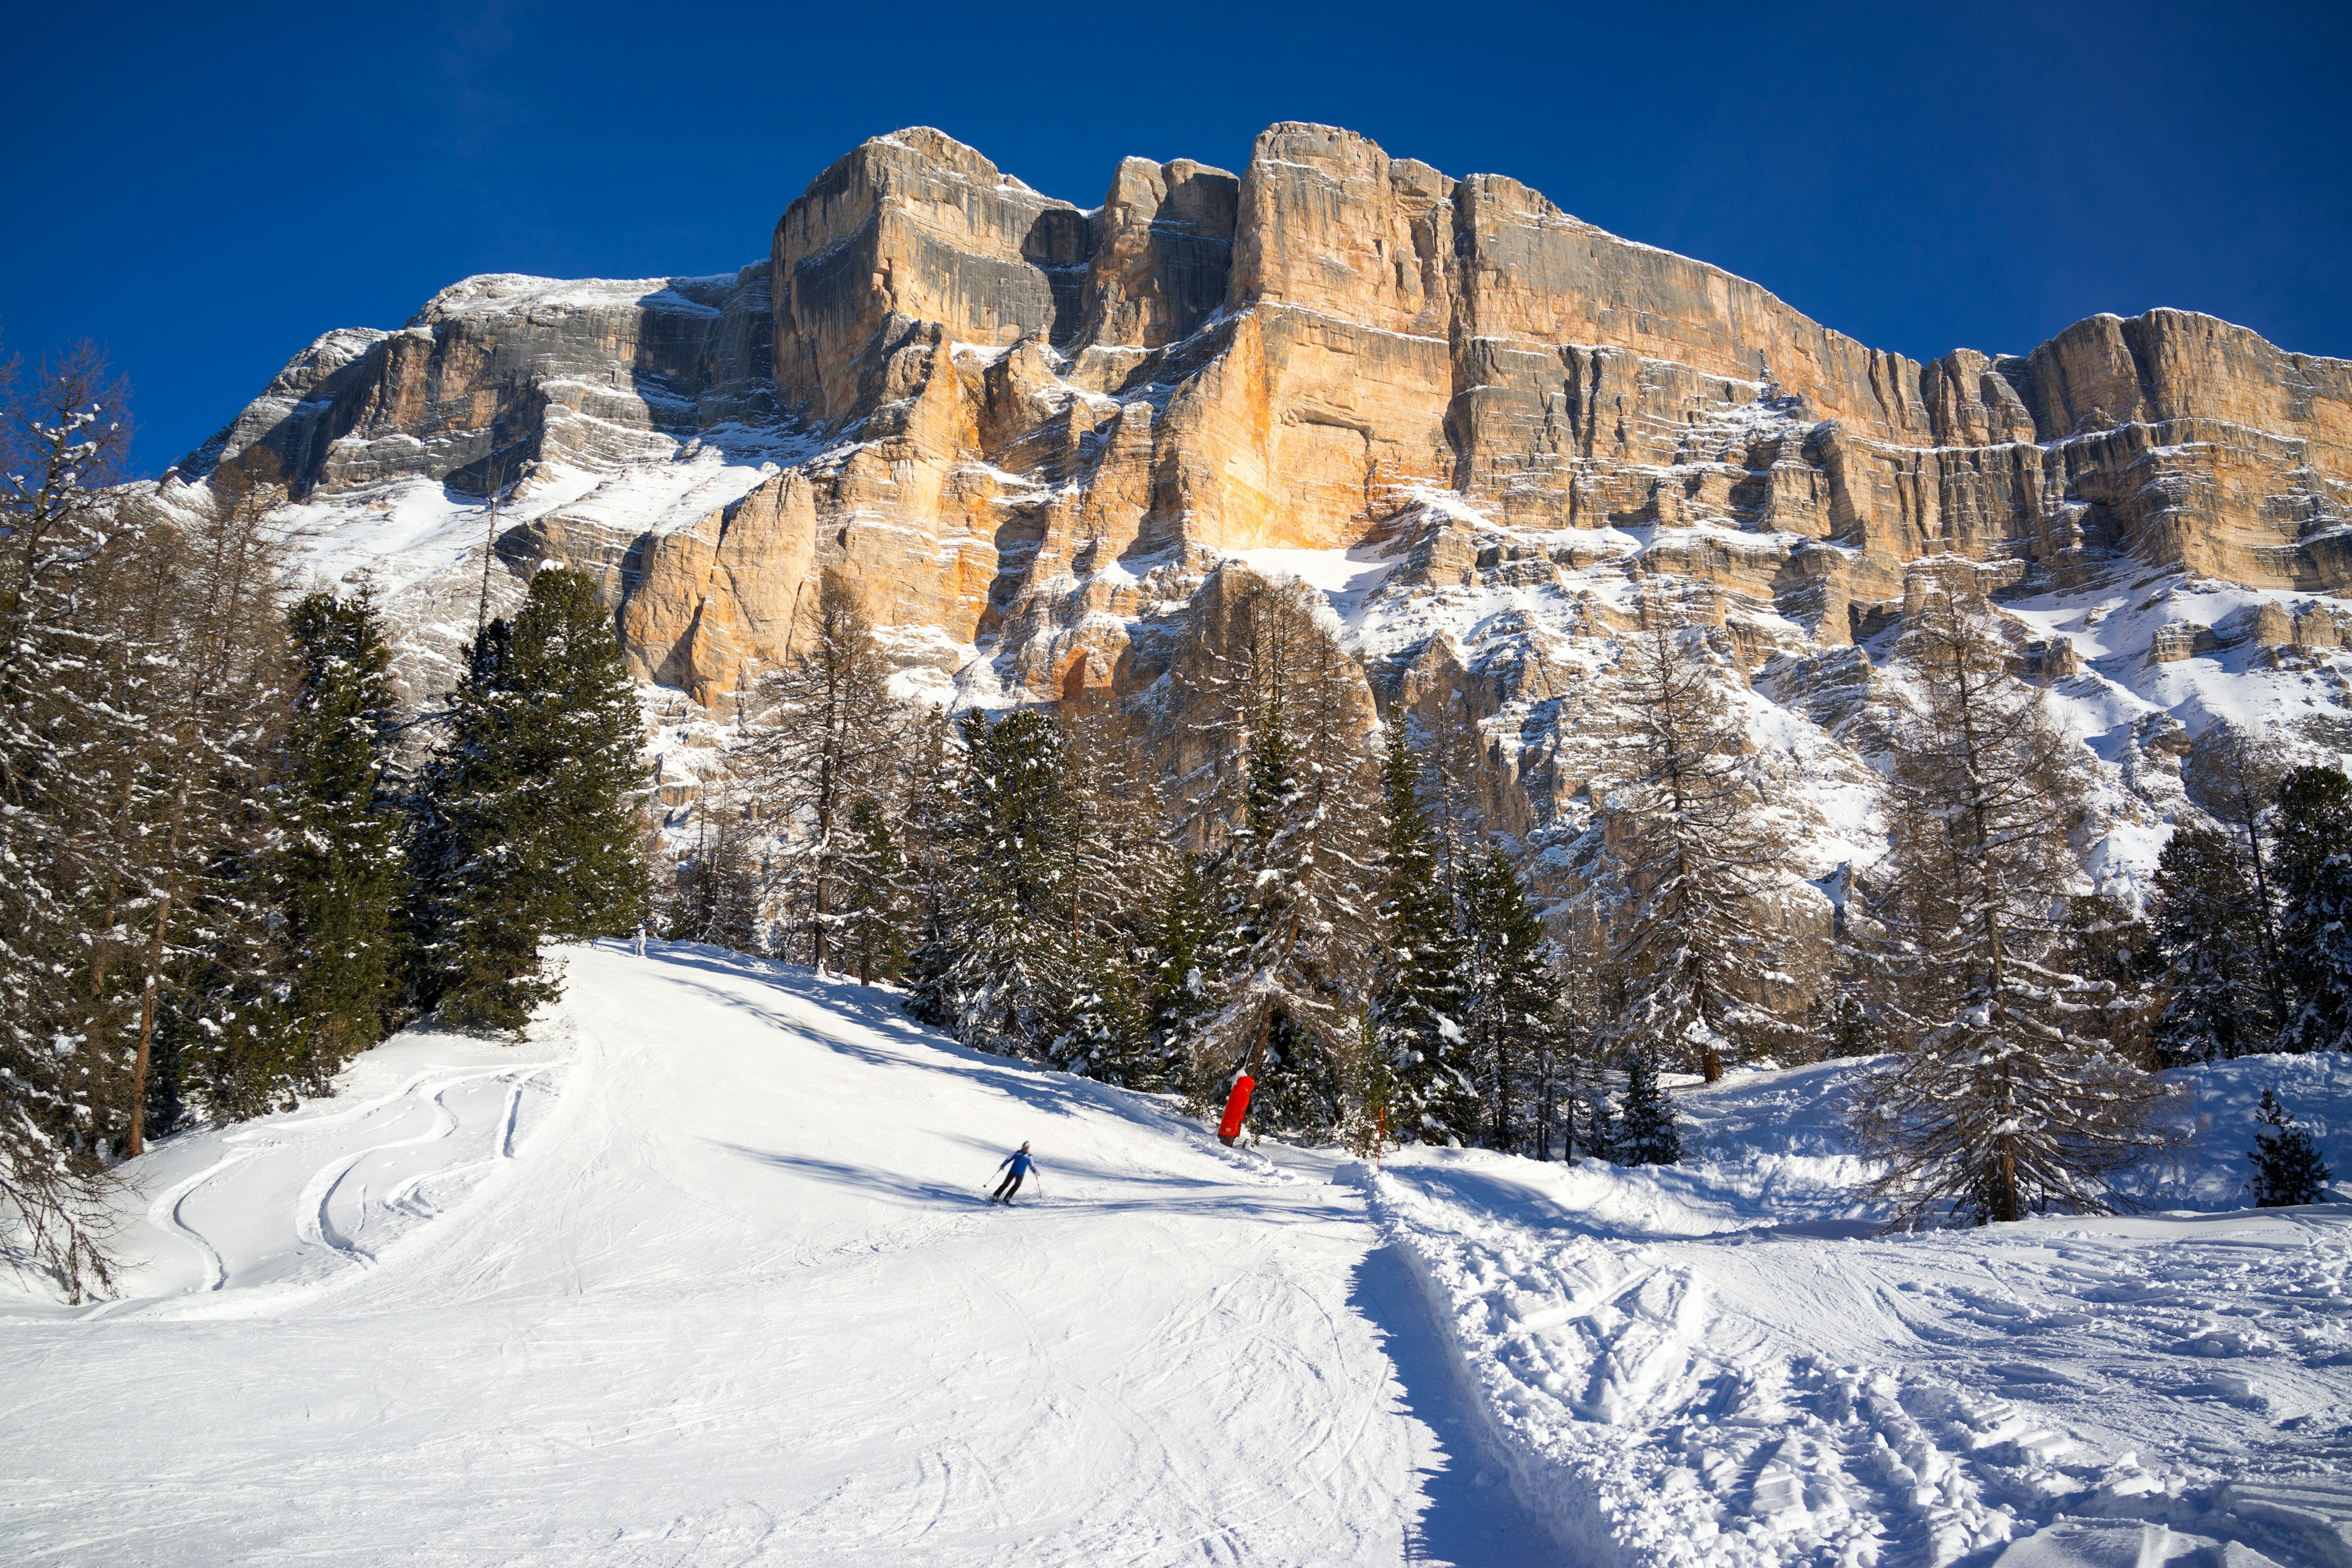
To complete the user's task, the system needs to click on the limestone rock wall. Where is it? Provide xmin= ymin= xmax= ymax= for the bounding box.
xmin=194 ymin=267 xmax=777 ymax=499
xmin=192 ymin=120 xmax=2351 ymax=718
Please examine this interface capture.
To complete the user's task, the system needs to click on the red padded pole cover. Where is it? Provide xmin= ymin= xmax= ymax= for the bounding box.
xmin=1216 ymin=1074 xmax=1256 ymax=1146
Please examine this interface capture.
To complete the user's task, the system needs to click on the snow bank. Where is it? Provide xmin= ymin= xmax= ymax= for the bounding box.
xmin=1368 ymin=1058 xmax=2352 ymax=1568
xmin=2139 ymin=1054 xmax=2352 ymax=1210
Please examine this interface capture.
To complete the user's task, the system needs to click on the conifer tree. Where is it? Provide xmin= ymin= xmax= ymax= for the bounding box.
xmin=0 ymin=345 xmax=145 ymax=1292
xmin=2060 ymin=892 xmax=2160 ymax=1067
xmin=1850 ymin=592 xmax=2170 ymax=1226
xmin=665 ymin=785 xmax=763 ymax=953
xmin=1599 ymin=621 xmax=1803 ymax=1082
xmin=2185 ymin=724 xmax=2290 ymax=1022
xmin=1337 ymin=1002 xmax=1400 ymax=1157
xmin=412 ymin=568 xmax=650 ymax=1035
xmin=1553 ymin=903 xmax=1614 ymax=1161
xmin=1580 ymin=1082 xmax=1618 ymax=1164
xmin=744 ymin=569 xmax=903 ymax=972
xmin=1058 ymin=941 xmax=1159 ymax=1087
xmin=1061 ymin=700 xmax=1170 ymax=932
xmin=1461 ymin=842 xmax=1562 ymax=1153
xmin=2247 ymin=1088 xmax=2332 ymax=1207
xmin=1613 ymin=1044 xmax=1681 ymax=1165
xmin=2 ymin=350 xmax=341 ymax=1291
xmin=1371 ymin=725 xmax=1475 ymax=1145
xmin=1420 ymin=689 xmax=1487 ymax=909
xmin=104 ymin=468 xmax=297 ymax=1140
xmin=1182 ymin=576 xmax=1378 ymax=1139
xmin=2148 ymin=826 xmax=2275 ymax=1063
xmin=835 ymin=794 xmax=910 ymax=984
xmin=1823 ymin=995 xmax=1884 ymax=1058
xmin=2274 ymin=765 xmax=2352 ymax=1053
xmin=1245 ymin=1011 xmax=1351 ymax=1137
xmin=1145 ymin=854 xmax=1218 ymax=1059
xmin=273 ymin=590 xmax=405 ymax=1077
xmin=911 ymin=709 xmax=1078 ymax=1055
xmin=898 ymin=706 xmax=967 ymax=1023
xmin=1048 ymin=699 xmax=1174 ymax=1076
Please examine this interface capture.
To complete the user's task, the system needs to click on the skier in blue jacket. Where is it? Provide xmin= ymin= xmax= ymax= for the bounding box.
xmin=990 ymin=1142 xmax=1038 ymax=1205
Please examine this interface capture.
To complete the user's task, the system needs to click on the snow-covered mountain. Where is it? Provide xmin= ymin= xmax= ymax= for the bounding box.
xmin=5 ymin=944 xmax=2344 ymax=1565
xmin=138 ymin=121 xmax=2352 ymax=895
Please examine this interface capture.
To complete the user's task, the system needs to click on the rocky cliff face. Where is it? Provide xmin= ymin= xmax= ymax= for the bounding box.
xmin=165 ymin=120 xmax=2352 ymax=889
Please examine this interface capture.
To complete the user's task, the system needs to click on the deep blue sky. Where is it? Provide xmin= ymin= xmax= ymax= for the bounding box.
xmin=6 ymin=1 xmax=2346 ymax=475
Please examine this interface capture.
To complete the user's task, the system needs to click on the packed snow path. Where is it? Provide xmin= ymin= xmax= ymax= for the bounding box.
xmin=0 ymin=944 xmax=1554 ymax=1566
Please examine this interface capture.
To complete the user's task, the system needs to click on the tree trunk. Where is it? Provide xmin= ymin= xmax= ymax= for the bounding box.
xmin=127 ymin=894 xmax=173 ymax=1159
xmin=2241 ymin=813 xmax=2288 ymax=1024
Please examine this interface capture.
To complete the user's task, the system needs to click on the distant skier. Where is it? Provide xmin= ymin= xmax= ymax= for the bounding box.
xmin=990 ymin=1142 xmax=1039 ymax=1205
xmin=631 ymin=923 xmax=647 ymax=959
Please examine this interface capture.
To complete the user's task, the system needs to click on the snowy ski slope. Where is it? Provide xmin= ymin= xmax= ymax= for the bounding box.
xmin=4 ymin=946 xmax=2348 ymax=1567
xmin=0 ymin=944 xmax=1552 ymax=1566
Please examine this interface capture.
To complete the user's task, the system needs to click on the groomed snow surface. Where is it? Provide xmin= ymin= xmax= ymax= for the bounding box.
xmin=4 ymin=949 xmax=2348 ymax=1567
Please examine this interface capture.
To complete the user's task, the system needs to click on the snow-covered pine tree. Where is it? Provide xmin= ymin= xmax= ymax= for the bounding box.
xmin=1580 ymin=1078 xmax=1618 ymax=1164
xmin=2248 ymin=1088 xmax=2332 ymax=1206
xmin=2059 ymin=892 xmax=2161 ymax=1068
xmin=742 ymin=568 xmax=905 ymax=973
xmin=1462 ymin=842 xmax=1562 ymax=1154
xmin=1597 ymin=620 xmax=1804 ymax=1082
xmin=1334 ymin=1002 xmax=1399 ymax=1158
xmin=913 ymin=709 xmax=1079 ymax=1056
xmin=1613 ymin=1045 xmax=1681 ymax=1164
xmin=1182 ymin=575 xmax=1378 ymax=1140
xmin=1823 ymin=995 xmax=1884 ymax=1058
xmin=835 ymin=794 xmax=910 ymax=984
xmin=2184 ymin=723 xmax=2290 ymax=1024
xmin=665 ymin=775 xmax=764 ymax=954
xmin=1049 ymin=699 xmax=1174 ymax=1079
xmin=1145 ymin=853 xmax=1218 ymax=1076
xmin=1420 ymin=688 xmax=1487 ymax=911
xmin=411 ymin=567 xmax=650 ymax=1035
xmin=2148 ymin=826 xmax=2276 ymax=1063
xmin=1058 ymin=940 xmax=1158 ymax=1086
xmin=1849 ymin=591 xmax=2171 ymax=1226
xmin=2273 ymin=765 xmax=2352 ymax=1053
xmin=1370 ymin=724 xmax=1476 ymax=1145
xmin=506 ymin=569 xmax=650 ymax=936
xmin=0 ymin=344 xmax=143 ymax=1293
xmin=274 ymin=589 xmax=406 ymax=1078
xmin=899 ymin=706 xmax=967 ymax=1027
xmin=410 ymin=619 xmax=555 ymax=1032
xmin=89 ymin=469 xmax=300 ymax=1137
xmin=1552 ymin=902 xmax=1613 ymax=1161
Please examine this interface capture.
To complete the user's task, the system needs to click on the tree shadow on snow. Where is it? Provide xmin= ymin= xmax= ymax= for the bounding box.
xmin=1346 ymin=1243 xmax=1566 ymax=1567
xmin=704 ymin=1144 xmax=990 ymax=1208
xmin=626 ymin=941 xmax=1260 ymax=1134
xmin=611 ymin=947 xmax=1332 ymax=1220
xmin=706 ymin=1136 xmax=1320 ymax=1224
